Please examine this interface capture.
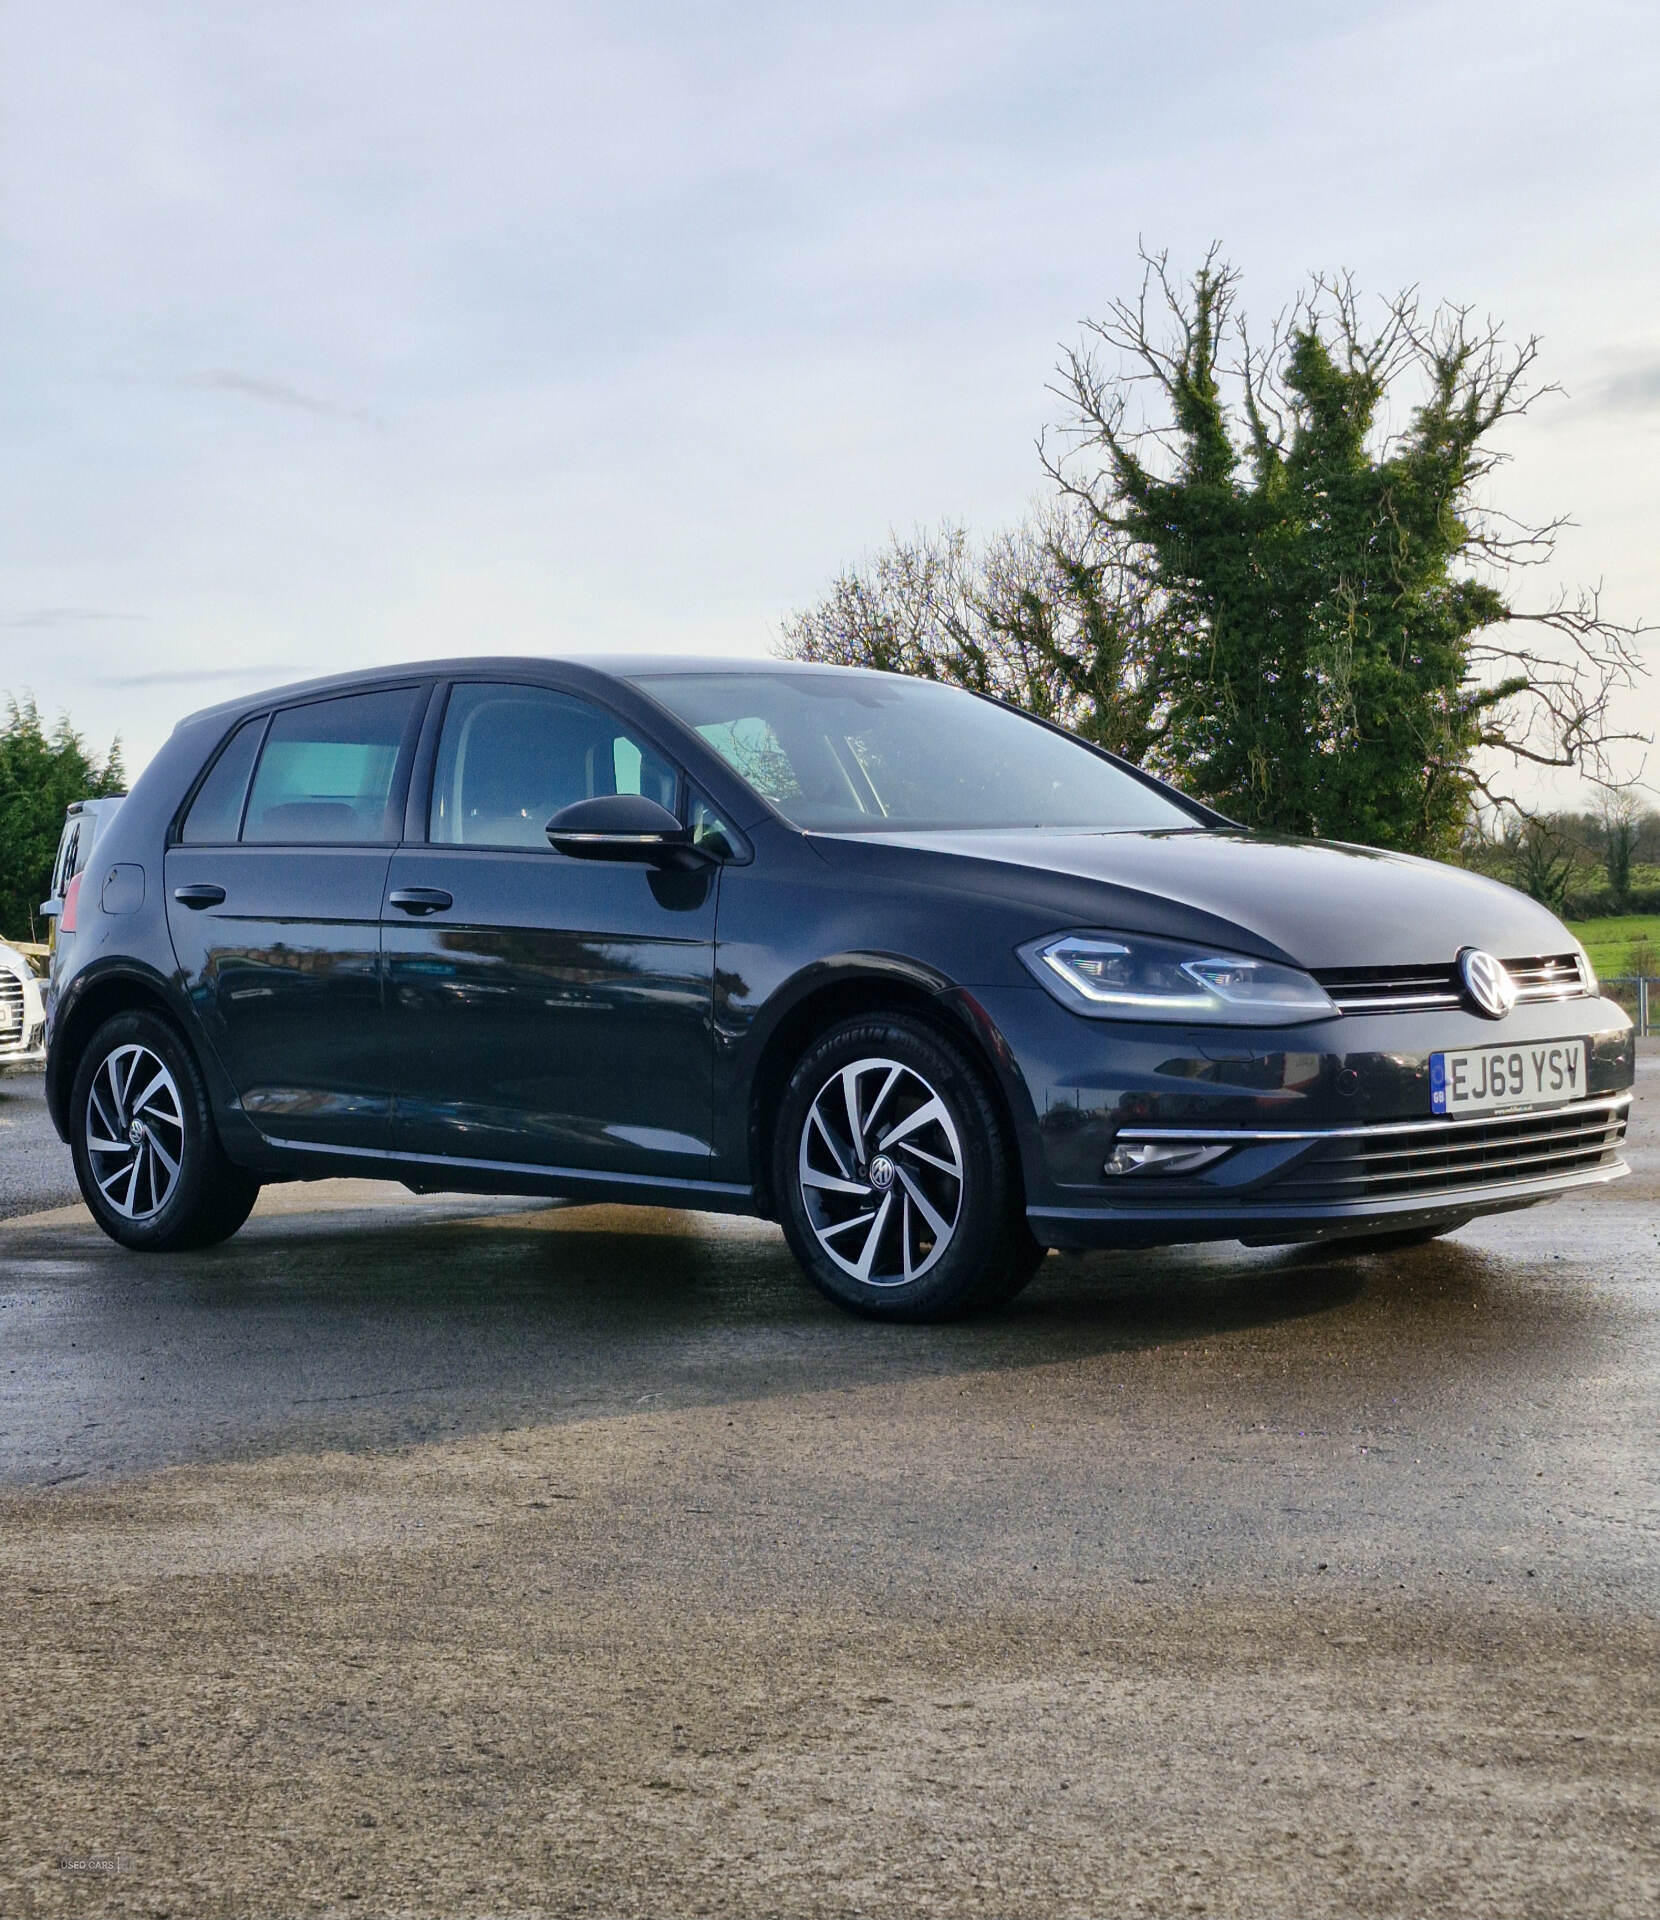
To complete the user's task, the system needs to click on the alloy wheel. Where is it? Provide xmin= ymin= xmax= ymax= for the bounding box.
xmin=797 ymin=1055 xmax=965 ymax=1286
xmin=84 ymin=1043 xmax=186 ymax=1223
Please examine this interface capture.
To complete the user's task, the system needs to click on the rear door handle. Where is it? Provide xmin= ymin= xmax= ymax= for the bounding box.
xmin=173 ymin=883 xmax=226 ymax=909
xmin=387 ymin=887 xmax=453 ymax=915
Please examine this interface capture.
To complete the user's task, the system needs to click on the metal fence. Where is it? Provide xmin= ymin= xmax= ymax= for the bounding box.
xmin=1605 ymin=976 xmax=1656 ymax=1036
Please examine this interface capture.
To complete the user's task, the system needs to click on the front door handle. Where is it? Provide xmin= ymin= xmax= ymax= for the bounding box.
xmin=173 ymin=883 xmax=226 ymax=909
xmin=388 ymin=887 xmax=453 ymax=915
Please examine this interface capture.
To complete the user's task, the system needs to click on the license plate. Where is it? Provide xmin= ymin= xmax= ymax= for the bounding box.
xmin=1430 ymin=1038 xmax=1586 ymax=1116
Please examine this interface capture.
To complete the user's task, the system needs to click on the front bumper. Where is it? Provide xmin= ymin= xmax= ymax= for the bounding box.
xmin=973 ymin=985 xmax=1637 ymax=1250
xmin=1029 ymin=1091 xmax=1630 ymax=1249
xmin=0 ymin=1026 xmax=47 ymax=1075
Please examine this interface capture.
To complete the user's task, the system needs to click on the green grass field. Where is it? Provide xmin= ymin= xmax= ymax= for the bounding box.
xmin=1566 ymin=915 xmax=1660 ymax=976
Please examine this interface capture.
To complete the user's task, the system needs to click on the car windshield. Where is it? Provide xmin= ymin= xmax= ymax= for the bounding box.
xmin=634 ymin=670 xmax=1196 ymax=833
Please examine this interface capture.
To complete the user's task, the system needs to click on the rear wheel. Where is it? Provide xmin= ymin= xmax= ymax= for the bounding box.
xmin=774 ymin=1014 xmax=1044 ymax=1321
xmin=70 ymin=1010 xmax=260 ymax=1251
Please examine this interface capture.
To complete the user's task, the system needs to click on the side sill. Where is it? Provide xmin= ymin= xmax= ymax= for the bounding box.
xmin=258 ymin=1132 xmax=759 ymax=1216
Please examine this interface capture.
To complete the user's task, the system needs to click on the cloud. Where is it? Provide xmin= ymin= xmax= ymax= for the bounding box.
xmin=1592 ymin=360 xmax=1660 ymax=413
xmin=3 ymin=0 xmax=1654 ymax=805
xmin=1 ymin=607 xmax=148 ymax=629
xmin=105 ymin=666 xmax=290 ymax=688
xmin=181 ymin=370 xmax=384 ymax=428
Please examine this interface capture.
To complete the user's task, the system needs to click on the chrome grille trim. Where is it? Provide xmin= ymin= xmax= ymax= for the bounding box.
xmin=1314 ymin=964 xmax=1461 ymax=1015
xmin=1313 ymin=953 xmax=1588 ymax=1015
xmin=1269 ymin=1100 xmax=1628 ymax=1205
xmin=1284 ymin=1130 xmax=1624 ymax=1189
xmin=1338 ymin=1114 xmax=1621 ymax=1167
xmin=0 ymin=973 xmax=24 ymax=1043
xmin=1116 ymin=1093 xmax=1631 ymax=1145
xmin=1505 ymin=955 xmax=1590 ymax=1001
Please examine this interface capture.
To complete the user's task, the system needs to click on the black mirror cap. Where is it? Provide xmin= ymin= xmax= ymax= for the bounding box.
xmin=545 ymin=794 xmax=712 ymax=866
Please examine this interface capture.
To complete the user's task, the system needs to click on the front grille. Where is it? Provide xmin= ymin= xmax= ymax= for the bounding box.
xmin=1314 ymin=952 xmax=1588 ymax=1015
xmin=1270 ymin=1098 xmax=1628 ymax=1204
xmin=0 ymin=973 xmax=23 ymax=1044
xmin=1504 ymin=954 xmax=1589 ymax=1000
xmin=1314 ymin=961 xmax=1462 ymax=1013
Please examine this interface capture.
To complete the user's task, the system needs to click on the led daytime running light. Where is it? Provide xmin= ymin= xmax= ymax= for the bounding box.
xmin=1023 ymin=932 xmax=1338 ymax=1025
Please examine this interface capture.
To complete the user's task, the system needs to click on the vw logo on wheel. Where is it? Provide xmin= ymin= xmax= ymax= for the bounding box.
xmin=867 ymin=1153 xmax=896 ymax=1191
xmin=1458 ymin=947 xmax=1516 ymax=1019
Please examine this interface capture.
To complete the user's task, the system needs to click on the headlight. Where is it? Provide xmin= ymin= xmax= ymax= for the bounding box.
xmin=1019 ymin=931 xmax=1339 ymax=1025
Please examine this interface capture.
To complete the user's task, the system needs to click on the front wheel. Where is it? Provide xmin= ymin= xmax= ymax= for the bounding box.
xmin=774 ymin=1014 xmax=1044 ymax=1321
xmin=70 ymin=1010 xmax=260 ymax=1251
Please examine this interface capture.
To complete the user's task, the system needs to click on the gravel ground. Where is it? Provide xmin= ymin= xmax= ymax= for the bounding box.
xmin=0 ymin=1055 xmax=1655 ymax=1916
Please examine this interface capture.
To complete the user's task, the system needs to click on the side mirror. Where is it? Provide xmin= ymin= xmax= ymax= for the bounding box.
xmin=545 ymin=795 xmax=714 ymax=867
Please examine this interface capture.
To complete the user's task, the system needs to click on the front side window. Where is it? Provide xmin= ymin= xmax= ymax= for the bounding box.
xmin=687 ymin=792 xmax=739 ymax=859
xmin=635 ymin=670 xmax=1198 ymax=833
xmin=430 ymin=683 xmax=678 ymax=848
xmin=242 ymin=688 xmax=419 ymax=845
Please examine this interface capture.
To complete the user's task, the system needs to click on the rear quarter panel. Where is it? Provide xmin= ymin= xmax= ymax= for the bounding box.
xmin=44 ymin=713 xmax=243 ymax=1137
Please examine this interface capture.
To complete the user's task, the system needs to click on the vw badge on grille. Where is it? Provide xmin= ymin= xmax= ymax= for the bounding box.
xmin=1458 ymin=947 xmax=1516 ymax=1019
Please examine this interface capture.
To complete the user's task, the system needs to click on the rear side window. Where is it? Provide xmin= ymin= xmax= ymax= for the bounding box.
xmin=180 ymin=716 xmax=266 ymax=843
xmin=429 ymin=683 xmax=678 ymax=848
xmin=243 ymin=688 xmax=419 ymax=845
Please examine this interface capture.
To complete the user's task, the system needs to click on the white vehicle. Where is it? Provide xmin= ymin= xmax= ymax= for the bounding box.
xmin=0 ymin=940 xmax=47 ymax=1072
xmin=40 ymin=795 xmax=125 ymax=1006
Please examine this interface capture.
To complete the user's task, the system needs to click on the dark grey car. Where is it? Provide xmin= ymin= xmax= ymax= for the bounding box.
xmin=45 ymin=657 xmax=1634 ymax=1319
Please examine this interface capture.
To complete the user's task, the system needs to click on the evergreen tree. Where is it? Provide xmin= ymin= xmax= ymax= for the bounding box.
xmin=784 ymin=249 xmax=1647 ymax=857
xmin=0 ymin=698 xmax=125 ymax=940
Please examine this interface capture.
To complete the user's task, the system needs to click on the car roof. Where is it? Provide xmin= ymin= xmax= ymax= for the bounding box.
xmin=174 ymin=654 xmax=898 ymax=730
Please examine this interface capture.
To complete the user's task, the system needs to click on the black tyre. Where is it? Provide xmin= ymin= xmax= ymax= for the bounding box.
xmin=774 ymin=1013 xmax=1044 ymax=1321
xmin=69 ymin=1009 xmax=260 ymax=1252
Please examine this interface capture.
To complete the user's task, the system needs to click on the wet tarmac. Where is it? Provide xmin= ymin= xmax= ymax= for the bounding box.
xmin=1 ymin=1058 xmax=1656 ymax=1914
xmin=0 ymin=1073 xmax=78 ymax=1223
xmin=0 ymin=1059 xmax=1654 ymax=1592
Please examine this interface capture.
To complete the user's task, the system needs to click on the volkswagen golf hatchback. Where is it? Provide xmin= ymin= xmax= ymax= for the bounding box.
xmin=45 ymin=657 xmax=1635 ymax=1319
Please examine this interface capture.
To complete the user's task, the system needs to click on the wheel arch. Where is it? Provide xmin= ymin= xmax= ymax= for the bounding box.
xmin=46 ymin=964 xmax=203 ymax=1140
xmin=744 ymin=957 xmax=1037 ymax=1219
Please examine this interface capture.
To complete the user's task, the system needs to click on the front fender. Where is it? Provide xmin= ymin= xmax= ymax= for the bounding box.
xmin=719 ymin=949 xmax=1045 ymax=1207
xmin=736 ymin=948 xmax=960 ymax=1059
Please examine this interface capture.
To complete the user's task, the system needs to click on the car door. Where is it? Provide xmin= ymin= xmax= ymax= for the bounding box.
xmin=382 ymin=679 xmax=719 ymax=1182
xmin=163 ymin=684 xmax=427 ymax=1153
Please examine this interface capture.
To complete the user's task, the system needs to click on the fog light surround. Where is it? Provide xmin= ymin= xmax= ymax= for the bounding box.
xmin=1103 ymin=1140 xmax=1234 ymax=1177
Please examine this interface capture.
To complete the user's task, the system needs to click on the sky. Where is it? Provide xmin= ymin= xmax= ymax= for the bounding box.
xmin=4 ymin=0 xmax=1659 ymax=802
